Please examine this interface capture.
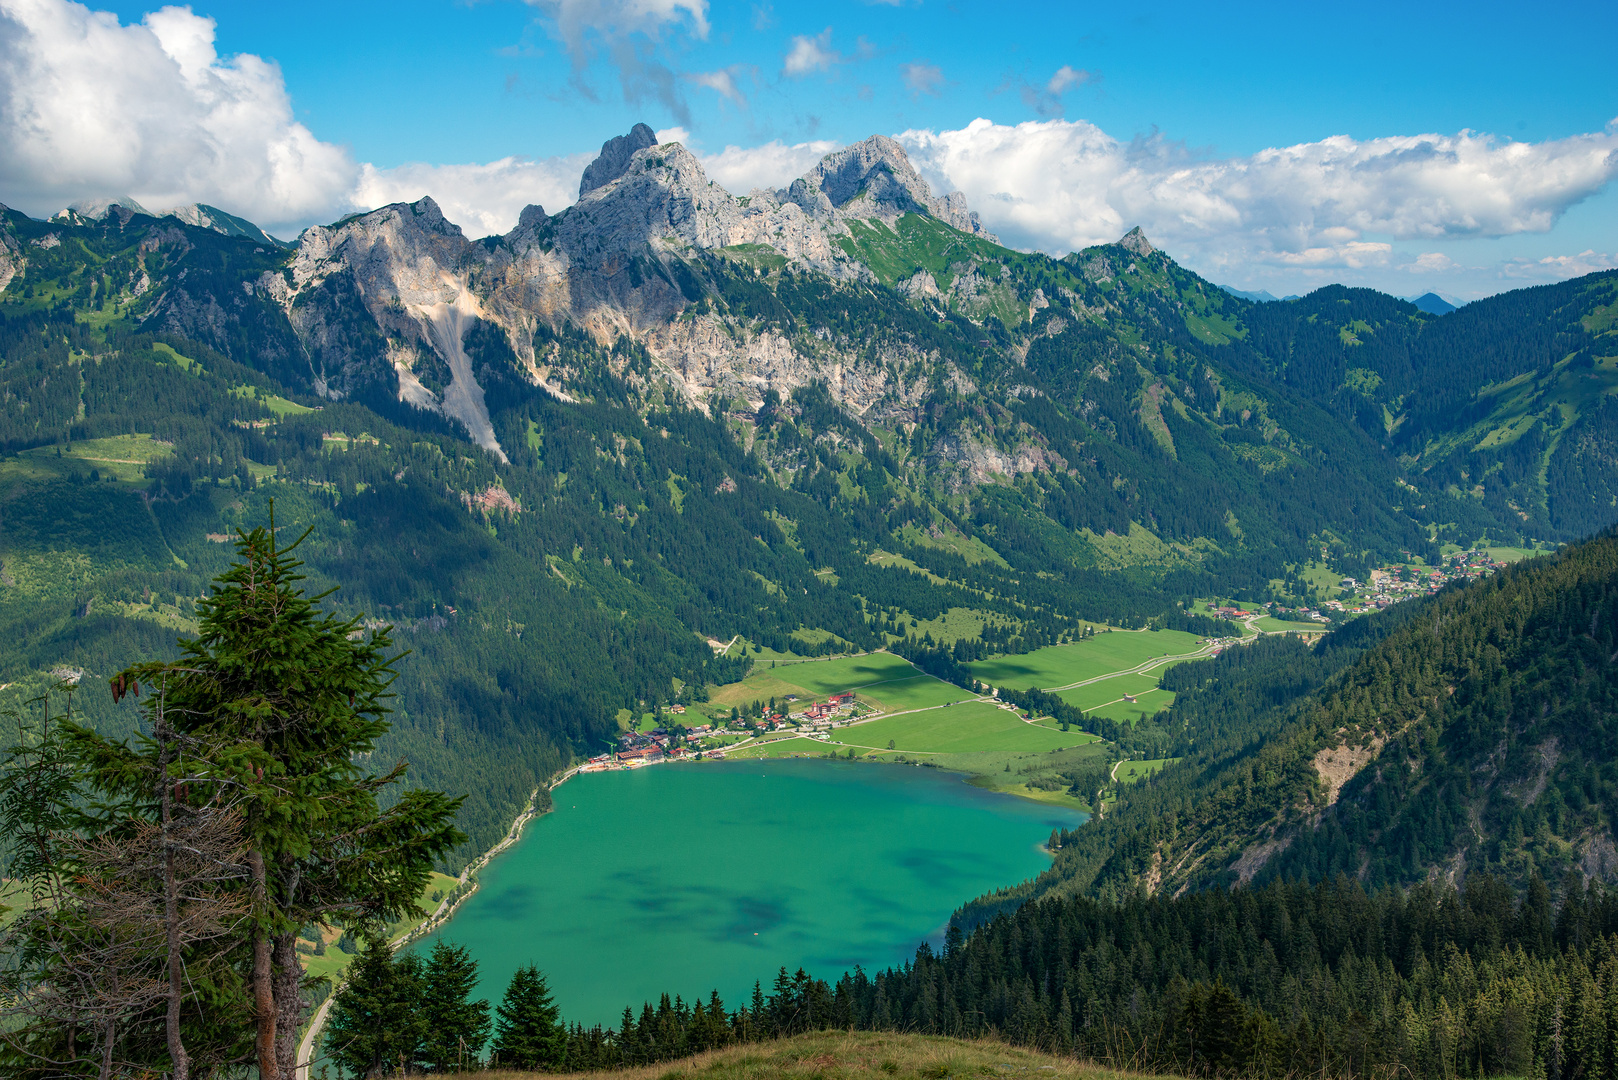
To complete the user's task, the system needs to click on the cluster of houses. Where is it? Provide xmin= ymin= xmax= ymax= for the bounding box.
xmin=793 ymin=692 xmax=857 ymax=730
xmin=1299 ymin=551 xmax=1510 ymax=621
xmin=579 ymin=690 xmax=868 ymax=770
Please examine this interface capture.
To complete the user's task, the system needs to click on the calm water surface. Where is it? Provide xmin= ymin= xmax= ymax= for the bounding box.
xmin=430 ymin=759 xmax=1085 ymax=1027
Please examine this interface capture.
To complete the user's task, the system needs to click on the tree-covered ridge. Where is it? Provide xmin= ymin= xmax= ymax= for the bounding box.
xmin=966 ymin=530 xmax=1618 ymax=918
xmin=847 ymin=872 xmax=1618 ymax=1080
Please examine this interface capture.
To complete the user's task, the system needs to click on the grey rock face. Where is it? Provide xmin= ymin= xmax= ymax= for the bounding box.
xmin=0 ymin=215 xmax=23 ymax=294
xmin=794 ymin=135 xmax=998 ymax=241
xmin=579 ymin=123 xmax=659 ymax=196
xmin=1118 ymin=227 xmax=1155 ymax=257
xmin=159 ymin=203 xmax=286 ymax=247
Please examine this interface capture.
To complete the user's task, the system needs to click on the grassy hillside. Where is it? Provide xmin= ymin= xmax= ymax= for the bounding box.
xmin=473 ymin=1030 xmax=1162 ymax=1080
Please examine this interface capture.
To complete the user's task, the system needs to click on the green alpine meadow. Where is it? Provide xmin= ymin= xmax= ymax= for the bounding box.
xmin=4 ymin=12 xmax=1618 ymax=1072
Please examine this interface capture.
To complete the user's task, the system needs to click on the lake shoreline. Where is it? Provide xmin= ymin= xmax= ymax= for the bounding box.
xmin=417 ymin=758 xmax=1087 ymax=1028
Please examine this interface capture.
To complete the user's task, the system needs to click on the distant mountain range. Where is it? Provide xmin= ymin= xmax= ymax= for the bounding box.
xmin=53 ymin=195 xmax=288 ymax=248
xmin=1221 ymin=283 xmax=1463 ymax=314
xmin=3 ymin=123 xmax=1616 ymax=871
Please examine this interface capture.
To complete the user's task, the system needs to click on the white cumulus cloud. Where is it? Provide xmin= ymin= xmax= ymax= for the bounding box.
xmin=685 ymin=65 xmax=749 ymax=106
xmin=897 ymin=117 xmax=1618 ymax=274
xmin=354 ymin=154 xmax=596 ymax=238
xmin=1503 ymin=250 xmax=1618 ymax=279
xmin=0 ymin=0 xmax=355 ymax=234
xmin=694 ymin=138 xmax=840 ymax=193
xmin=1411 ymin=252 xmax=1457 ymax=273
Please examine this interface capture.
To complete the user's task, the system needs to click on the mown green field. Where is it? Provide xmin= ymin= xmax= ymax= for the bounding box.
xmin=923 ymin=744 xmax=1108 ymax=810
xmin=725 ymin=736 xmax=839 ymax=759
xmin=707 ymin=652 xmax=956 ymax=713
xmin=964 ymin=629 xmax=1205 ymax=691
xmin=1085 ymin=690 xmax=1176 ymax=723
xmin=1255 ymin=616 xmax=1325 ymax=633
xmin=855 ymin=674 xmax=969 ymax=712
xmin=845 ymin=700 xmax=1090 ymax=754
xmin=1055 ymin=672 xmax=1164 ymax=712
xmin=778 ymin=653 xmax=921 ymax=696
xmin=1484 ymin=545 xmax=1558 ymax=564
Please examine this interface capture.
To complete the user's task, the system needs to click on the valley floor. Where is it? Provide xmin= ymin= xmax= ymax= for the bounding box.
xmin=600 ymin=627 xmax=1276 ymax=811
xmin=460 ymin=1030 xmax=1168 ymax=1080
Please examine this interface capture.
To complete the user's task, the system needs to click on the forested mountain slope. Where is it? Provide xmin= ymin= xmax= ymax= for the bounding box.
xmin=967 ymin=531 xmax=1618 ymax=921
xmin=4 ymin=123 xmax=1618 ymax=868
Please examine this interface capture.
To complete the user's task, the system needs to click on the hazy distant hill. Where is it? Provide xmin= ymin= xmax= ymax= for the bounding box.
xmin=1405 ymin=290 xmax=1460 ymax=315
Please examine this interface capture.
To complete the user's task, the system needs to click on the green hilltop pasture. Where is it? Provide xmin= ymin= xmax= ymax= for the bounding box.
xmin=965 ymin=629 xmax=1205 ymax=691
xmin=7 ymin=433 xmax=175 ymax=485
xmin=1115 ymin=757 xmax=1180 ymax=784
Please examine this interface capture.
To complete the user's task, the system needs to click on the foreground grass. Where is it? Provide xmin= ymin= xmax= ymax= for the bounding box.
xmin=462 ymin=1031 xmax=1166 ymax=1080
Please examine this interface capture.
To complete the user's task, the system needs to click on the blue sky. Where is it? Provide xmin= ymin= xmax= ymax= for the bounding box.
xmin=3 ymin=0 xmax=1616 ymax=298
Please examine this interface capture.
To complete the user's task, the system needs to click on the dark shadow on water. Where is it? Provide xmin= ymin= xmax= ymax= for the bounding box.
xmin=892 ymin=847 xmax=983 ymax=885
xmin=480 ymin=884 xmax=538 ymax=921
xmin=721 ymin=895 xmax=789 ymax=940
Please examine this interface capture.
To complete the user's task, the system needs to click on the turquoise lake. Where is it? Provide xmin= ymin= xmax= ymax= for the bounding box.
xmin=428 ymin=759 xmax=1085 ymax=1027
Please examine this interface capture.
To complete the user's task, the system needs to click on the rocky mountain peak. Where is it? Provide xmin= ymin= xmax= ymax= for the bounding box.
xmin=794 ymin=135 xmax=997 ymax=242
xmin=160 ymin=203 xmax=286 ymax=247
xmin=59 ymin=196 xmax=151 ymax=221
xmin=405 ymin=195 xmax=465 ymax=236
xmin=1118 ymin=226 xmax=1155 ymax=257
xmin=559 ymin=140 xmax=743 ymax=258
xmin=802 ymin=135 xmax=931 ymax=215
xmin=579 ymin=123 xmax=659 ymax=197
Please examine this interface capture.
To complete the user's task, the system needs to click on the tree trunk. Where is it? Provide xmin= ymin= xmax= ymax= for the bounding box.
xmin=273 ymin=927 xmax=303 ymax=1079
xmin=98 ymin=1017 xmax=116 ymax=1080
xmin=158 ymin=710 xmax=191 ymax=1080
xmin=249 ymin=848 xmax=278 ymax=1080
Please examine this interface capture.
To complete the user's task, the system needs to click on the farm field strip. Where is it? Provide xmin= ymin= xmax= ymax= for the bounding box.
xmin=964 ymin=630 xmax=1211 ymax=693
xmin=708 ymin=624 xmax=1260 ymax=758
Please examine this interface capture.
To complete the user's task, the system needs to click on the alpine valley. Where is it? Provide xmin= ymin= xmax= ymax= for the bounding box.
xmin=4 ymin=120 xmax=1618 ymax=900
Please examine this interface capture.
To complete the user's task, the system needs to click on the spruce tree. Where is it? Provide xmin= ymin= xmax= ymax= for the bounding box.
xmin=324 ymin=940 xmax=426 ymax=1077
xmin=83 ymin=517 xmax=466 ymax=1079
xmin=491 ymin=965 xmax=566 ymax=1070
xmin=419 ymin=939 xmax=491 ymax=1072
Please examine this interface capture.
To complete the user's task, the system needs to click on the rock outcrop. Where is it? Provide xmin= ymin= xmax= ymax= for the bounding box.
xmin=579 ymin=123 xmax=659 ymax=196
xmin=1118 ymin=226 xmax=1155 ymax=257
xmin=794 ymin=135 xmax=997 ymax=241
